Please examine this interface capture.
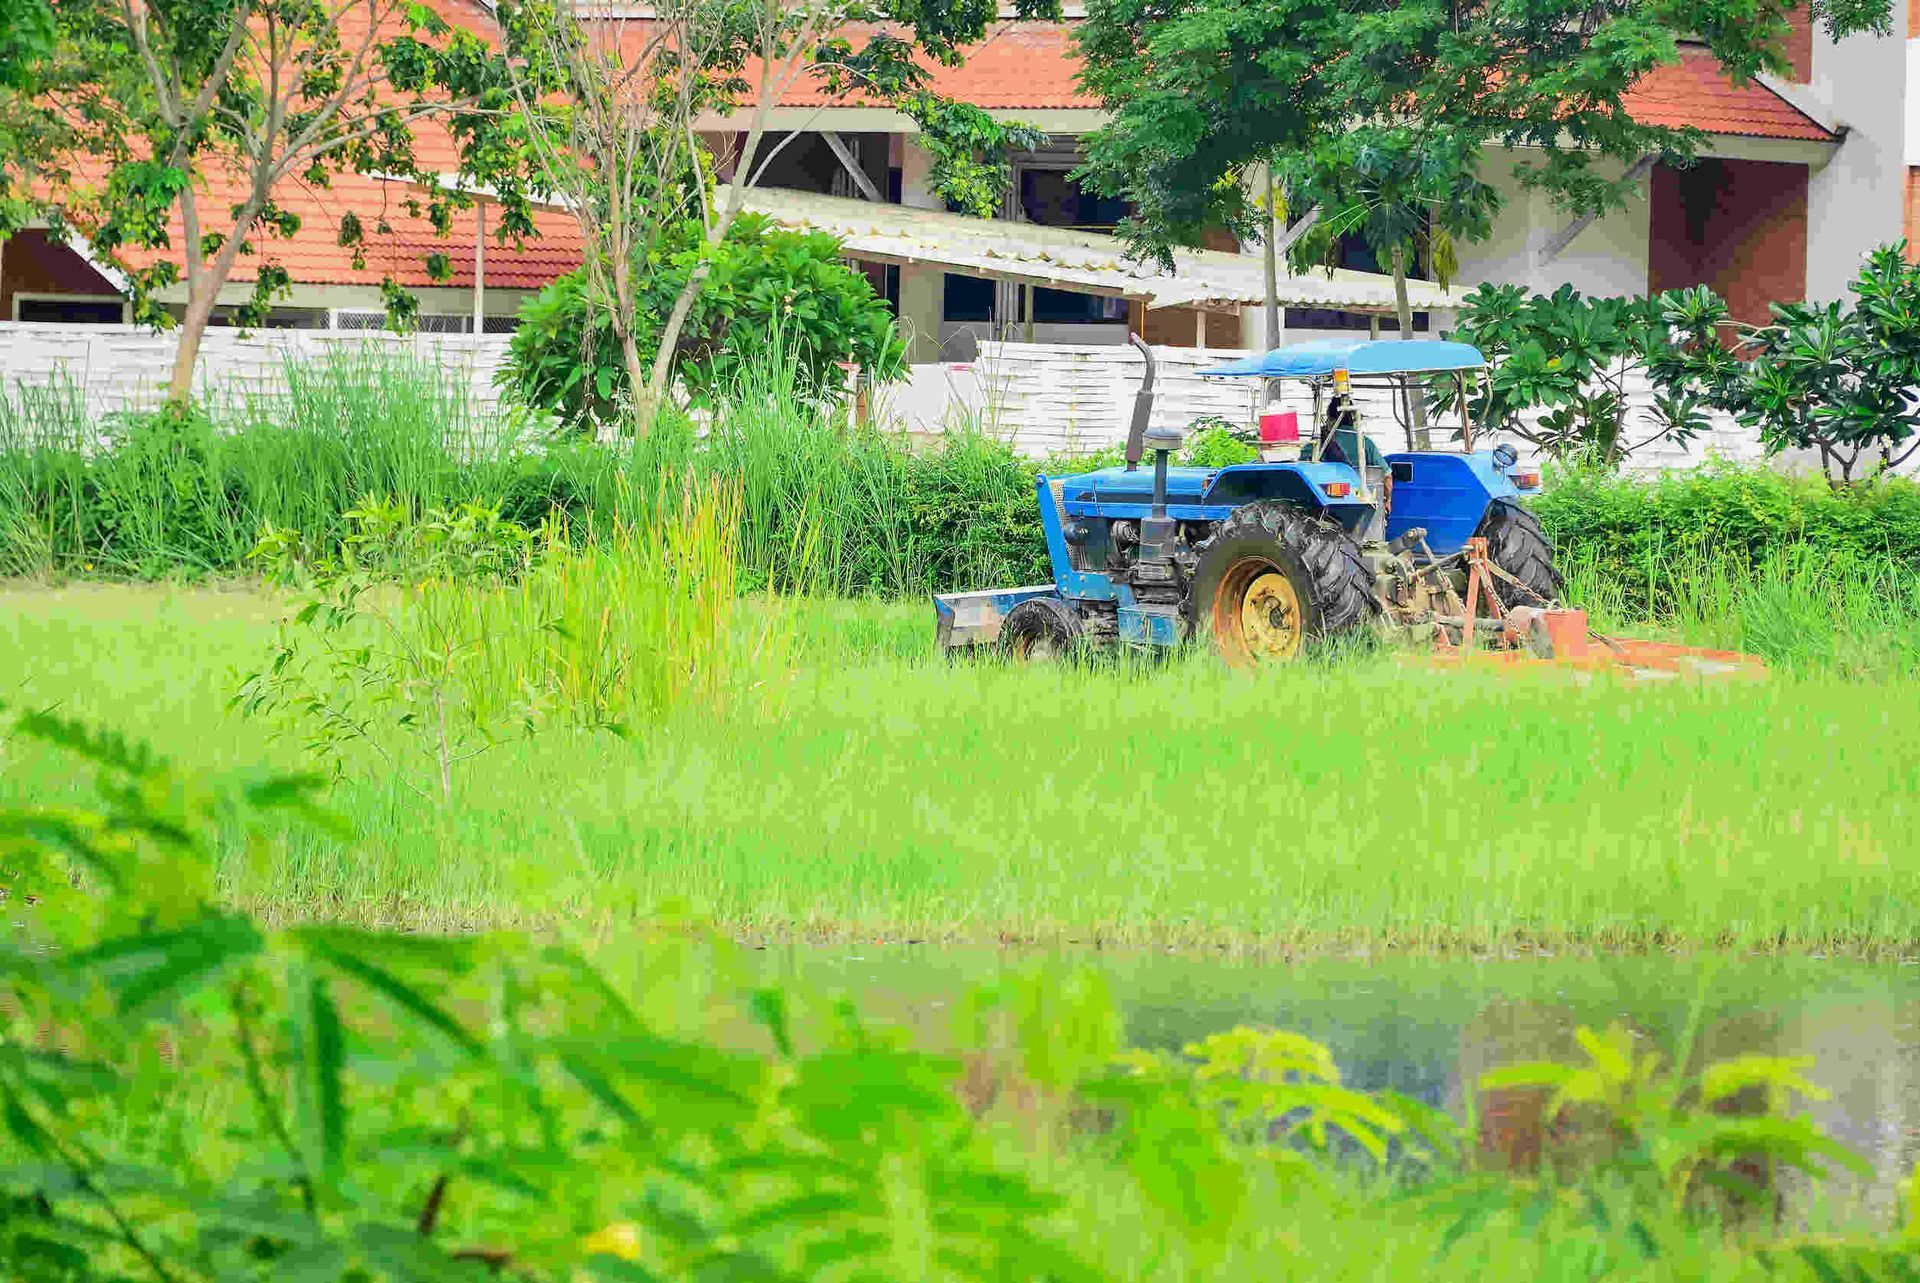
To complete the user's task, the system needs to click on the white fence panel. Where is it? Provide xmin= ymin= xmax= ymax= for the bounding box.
xmin=0 ymin=324 xmax=515 ymax=422
xmin=943 ymin=341 xmax=1775 ymax=474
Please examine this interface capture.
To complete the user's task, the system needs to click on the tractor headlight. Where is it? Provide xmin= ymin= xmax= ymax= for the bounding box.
xmin=1491 ymin=443 xmax=1519 ymax=470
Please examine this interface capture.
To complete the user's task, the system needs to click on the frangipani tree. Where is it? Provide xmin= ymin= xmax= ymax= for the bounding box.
xmin=1279 ymin=127 xmax=1498 ymax=444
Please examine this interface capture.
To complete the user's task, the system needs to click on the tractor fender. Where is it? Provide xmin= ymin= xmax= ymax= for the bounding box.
xmin=1383 ymin=452 xmax=1521 ymax=555
xmin=1203 ymin=462 xmax=1377 ymax=535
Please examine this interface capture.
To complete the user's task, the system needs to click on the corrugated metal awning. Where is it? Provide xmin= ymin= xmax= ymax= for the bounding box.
xmin=743 ymin=187 xmax=1461 ymax=314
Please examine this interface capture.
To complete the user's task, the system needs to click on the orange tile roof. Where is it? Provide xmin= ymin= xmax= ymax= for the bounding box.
xmin=47 ymin=9 xmax=1834 ymax=295
xmin=765 ymin=22 xmax=1099 ymax=109
xmin=96 ymin=159 xmax=586 ymax=292
xmin=746 ymin=22 xmax=1832 ymax=141
xmin=1622 ymin=47 xmax=1836 ymax=141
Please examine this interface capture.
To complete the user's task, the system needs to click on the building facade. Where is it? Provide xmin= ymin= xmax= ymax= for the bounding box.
xmin=0 ymin=5 xmax=1910 ymax=350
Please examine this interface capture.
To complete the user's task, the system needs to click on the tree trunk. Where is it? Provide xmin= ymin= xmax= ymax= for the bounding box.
xmin=1391 ymin=244 xmax=1432 ymax=450
xmin=166 ymin=184 xmax=264 ymax=408
xmin=643 ymin=258 xmax=711 ymax=430
xmin=607 ymin=248 xmax=649 ymax=430
xmin=165 ymin=282 xmax=219 ymax=406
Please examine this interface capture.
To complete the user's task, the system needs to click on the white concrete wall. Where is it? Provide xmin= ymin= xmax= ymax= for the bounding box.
xmin=1454 ymin=153 xmax=1651 ymax=298
xmin=896 ymin=340 xmax=1774 ymax=476
xmin=1806 ymin=23 xmax=1909 ymax=301
xmin=0 ymin=323 xmax=514 ymax=421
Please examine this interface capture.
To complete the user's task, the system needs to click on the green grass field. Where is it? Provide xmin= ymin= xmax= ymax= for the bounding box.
xmin=6 ymin=581 xmax=1916 ymax=954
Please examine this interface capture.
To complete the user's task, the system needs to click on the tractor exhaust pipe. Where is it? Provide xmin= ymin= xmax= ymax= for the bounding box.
xmin=1124 ymin=333 xmax=1157 ymax=473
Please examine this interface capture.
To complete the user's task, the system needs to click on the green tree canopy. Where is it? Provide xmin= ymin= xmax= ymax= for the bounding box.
xmin=1077 ymin=0 xmax=1892 ymax=266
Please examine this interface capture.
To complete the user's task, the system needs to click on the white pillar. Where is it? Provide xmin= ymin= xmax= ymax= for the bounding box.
xmin=897 ymin=135 xmax=945 ymax=362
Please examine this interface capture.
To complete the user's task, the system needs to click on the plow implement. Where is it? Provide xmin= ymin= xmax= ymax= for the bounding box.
xmin=1418 ymin=537 xmax=1765 ymax=680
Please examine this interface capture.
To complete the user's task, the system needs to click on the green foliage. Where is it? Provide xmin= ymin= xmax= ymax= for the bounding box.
xmin=234 ymin=499 xmax=543 ymax=803
xmin=502 ymin=215 xmax=906 ymax=428
xmin=1076 ymin=0 xmax=1891 ymax=267
xmin=1281 ymin=126 xmax=1497 ymax=295
xmin=901 ymin=95 xmax=1050 ymax=218
xmin=1481 ymin=1022 xmax=1867 ymax=1211
xmin=1532 ymin=461 xmax=1920 ymax=576
xmin=2 ymin=707 xmax=1915 ymax=1281
xmin=0 ymin=0 xmax=54 ymax=88
xmin=1181 ymin=417 xmax=1259 ymax=467
xmin=1447 ymin=282 xmax=1714 ymax=465
xmin=1662 ymin=245 xmax=1920 ymax=481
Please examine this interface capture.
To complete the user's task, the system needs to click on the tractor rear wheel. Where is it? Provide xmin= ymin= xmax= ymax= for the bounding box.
xmin=1000 ymin=597 xmax=1083 ymax=663
xmin=1189 ymin=502 xmax=1377 ymax=665
xmin=1477 ymin=499 xmax=1564 ymax=604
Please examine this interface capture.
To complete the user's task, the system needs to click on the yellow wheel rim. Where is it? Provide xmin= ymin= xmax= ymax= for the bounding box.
xmin=1237 ymin=570 xmax=1303 ymax=660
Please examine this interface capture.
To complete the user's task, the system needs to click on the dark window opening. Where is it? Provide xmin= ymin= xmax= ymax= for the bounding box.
xmin=1026 ymin=286 xmax=1127 ymax=325
xmin=943 ymin=274 xmax=995 ymax=323
xmin=1283 ymin=307 xmax=1430 ymax=333
xmin=15 ymin=297 xmax=124 ymax=324
xmin=1017 ymin=168 xmax=1127 ymax=231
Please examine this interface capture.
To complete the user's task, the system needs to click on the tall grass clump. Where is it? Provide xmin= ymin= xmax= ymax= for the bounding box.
xmin=0 ymin=349 xmax=550 ymax=576
xmin=1561 ymin=541 xmax=1920 ymax=675
xmin=459 ymin=474 xmax=810 ymax=729
xmin=213 ymin=346 xmax=521 ymax=548
xmin=0 ymin=369 xmax=91 ymax=576
xmin=629 ymin=349 xmax=1051 ymax=598
xmin=235 ymin=476 xmax=803 ymax=801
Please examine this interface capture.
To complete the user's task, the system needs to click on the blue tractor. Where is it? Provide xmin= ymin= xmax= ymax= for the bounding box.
xmin=933 ymin=336 xmax=1564 ymax=663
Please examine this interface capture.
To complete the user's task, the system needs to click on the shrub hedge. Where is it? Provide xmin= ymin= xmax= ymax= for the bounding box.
xmin=7 ymin=353 xmax=1920 ymax=602
xmin=1530 ymin=461 xmax=1920 ymax=572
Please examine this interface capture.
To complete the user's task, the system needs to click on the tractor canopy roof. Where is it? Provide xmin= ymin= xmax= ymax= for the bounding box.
xmin=1200 ymin=338 xmax=1486 ymax=380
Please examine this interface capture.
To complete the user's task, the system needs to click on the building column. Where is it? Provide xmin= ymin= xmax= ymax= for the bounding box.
xmin=895 ymin=134 xmax=945 ymax=362
xmin=1806 ymin=22 xmax=1906 ymax=300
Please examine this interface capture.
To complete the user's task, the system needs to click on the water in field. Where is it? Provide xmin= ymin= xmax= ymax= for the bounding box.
xmin=764 ymin=945 xmax=1920 ymax=1207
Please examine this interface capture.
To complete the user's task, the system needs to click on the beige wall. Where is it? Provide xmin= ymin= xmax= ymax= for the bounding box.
xmin=1452 ymin=151 xmax=1652 ymax=299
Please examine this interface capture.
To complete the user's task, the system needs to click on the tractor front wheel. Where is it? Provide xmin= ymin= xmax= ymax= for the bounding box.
xmin=1189 ymin=503 xmax=1377 ymax=665
xmin=1477 ymin=499 xmax=1564 ymax=605
xmin=1000 ymin=597 xmax=1083 ymax=663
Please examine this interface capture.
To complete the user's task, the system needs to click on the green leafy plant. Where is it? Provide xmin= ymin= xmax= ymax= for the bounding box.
xmin=1181 ymin=417 xmax=1259 ymax=467
xmin=502 ymin=215 xmax=906 ymax=429
xmin=1662 ymin=245 xmax=1920 ymax=482
xmin=233 ymin=499 xmax=543 ymax=803
xmin=1480 ymin=1022 xmax=1868 ymax=1212
xmin=1446 ymin=282 xmax=1713 ymax=466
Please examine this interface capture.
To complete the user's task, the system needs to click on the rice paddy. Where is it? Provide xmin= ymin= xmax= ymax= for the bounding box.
xmin=5 ymin=580 xmax=1915 ymax=954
